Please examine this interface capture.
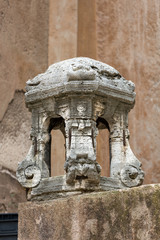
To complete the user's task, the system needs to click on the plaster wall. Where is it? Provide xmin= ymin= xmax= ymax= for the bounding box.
xmin=0 ymin=0 xmax=49 ymax=212
xmin=96 ymin=0 xmax=160 ymax=184
xmin=48 ymin=0 xmax=77 ymax=64
xmin=0 ymin=0 xmax=49 ymax=120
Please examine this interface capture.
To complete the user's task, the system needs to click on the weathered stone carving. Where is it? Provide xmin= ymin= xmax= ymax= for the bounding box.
xmin=16 ymin=57 xmax=144 ymax=200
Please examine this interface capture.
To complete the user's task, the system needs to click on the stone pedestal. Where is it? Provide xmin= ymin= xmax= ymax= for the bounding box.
xmin=18 ymin=184 xmax=160 ymax=240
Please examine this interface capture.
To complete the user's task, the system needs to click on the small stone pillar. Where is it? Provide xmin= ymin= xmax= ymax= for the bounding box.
xmin=16 ymin=57 xmax=144 ymax=200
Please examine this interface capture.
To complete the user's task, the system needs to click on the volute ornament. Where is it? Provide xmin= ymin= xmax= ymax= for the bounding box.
xmin=120 ymin=164 xmax=144 ymax=187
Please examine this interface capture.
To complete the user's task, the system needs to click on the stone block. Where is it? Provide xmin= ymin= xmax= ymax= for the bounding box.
xmin=18 ymin=184 xmax=160 ymax=240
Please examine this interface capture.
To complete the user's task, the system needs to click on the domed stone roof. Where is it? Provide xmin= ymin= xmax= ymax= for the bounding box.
xmin=25 ymin=57 xmax=135 ymax=104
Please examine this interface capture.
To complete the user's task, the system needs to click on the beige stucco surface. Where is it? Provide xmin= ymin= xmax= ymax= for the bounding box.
xmin=0 ymin=0 xmax=49 ymax=121
xmin=96 ymin=0 xmax=160 ymax=184
xmin=0 ymin=166 xmax=26 ymax=213
xmin=0 ymin=0 xmax=49 ymax=171
xmin=0 ymin=0 xmax=49 ymax=167
xmin=0 ymin=0 xmax=49 ymax=211
xmin=0 ymin=92 xmax=31 ymax=172
xmin=18 ymin=184 xmax=160 ymax=240
xmin=48 ymin=0 xmax=77 ymax=64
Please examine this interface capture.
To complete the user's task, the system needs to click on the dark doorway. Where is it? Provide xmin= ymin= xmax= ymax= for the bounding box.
xmin=0 ymin=213 xmax=18 ymax=240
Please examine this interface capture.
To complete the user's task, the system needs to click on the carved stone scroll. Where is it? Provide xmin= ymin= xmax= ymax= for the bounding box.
xmin=16 ymin=57 xmax=144 ymax=200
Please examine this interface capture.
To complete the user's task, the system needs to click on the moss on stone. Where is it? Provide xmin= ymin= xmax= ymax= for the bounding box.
xmin=18 ymin=184 xmax=160 ymax=240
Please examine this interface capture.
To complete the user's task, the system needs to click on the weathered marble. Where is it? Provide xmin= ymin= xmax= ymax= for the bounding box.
xmin=16 ymin=57 xmax=144 ymax=200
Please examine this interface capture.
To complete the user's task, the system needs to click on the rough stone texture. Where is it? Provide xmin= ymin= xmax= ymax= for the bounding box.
xmin=0 ymin=91 xmax=31 ymax=172
xmin=0 ymin=0 xmax=49 ymax=120
xmin=25 ymin=57 xmax=135 ymax=102
xmin=0 ymin=166 xmax=26 ymax=213
xmin=16 ymin=57 xmax=144 ymax=200
xmin=18 ymin=184 xmax=160 ymax=240
xmin=96 ymin=0 xmax=160 ymax=184
xmin=0 ymin=91 xmax=28 ymax=211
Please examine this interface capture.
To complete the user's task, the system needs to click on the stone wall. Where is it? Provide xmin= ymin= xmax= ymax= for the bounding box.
xmin=1 ymin=0 xmax=160 ymax=212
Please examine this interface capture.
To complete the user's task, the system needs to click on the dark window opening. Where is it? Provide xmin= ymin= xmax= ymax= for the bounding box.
xmin=0 ymin=213 xmax=18 ymax=240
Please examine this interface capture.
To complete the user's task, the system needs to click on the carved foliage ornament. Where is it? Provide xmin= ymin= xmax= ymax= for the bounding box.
xmin=16 ymin=57 xmax=144 ymax=200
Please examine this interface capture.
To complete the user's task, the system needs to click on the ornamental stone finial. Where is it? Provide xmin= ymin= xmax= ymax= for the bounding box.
xmin=16 ymin=57 xmax=144 ymax=200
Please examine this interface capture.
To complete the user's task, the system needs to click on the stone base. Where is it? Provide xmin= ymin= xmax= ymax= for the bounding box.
xmin=18 ymin=184 xmax=160 ymax=240
xmin=29 ymin=175 xmax=126 ymax=201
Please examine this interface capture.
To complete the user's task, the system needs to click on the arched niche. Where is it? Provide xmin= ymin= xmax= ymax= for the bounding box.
xmin=44 ymin=117 xmax=65 ymax=177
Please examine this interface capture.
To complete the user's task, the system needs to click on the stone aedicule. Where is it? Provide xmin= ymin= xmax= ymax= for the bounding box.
xmin=16 ymin=57 xmax=144 ymax=200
